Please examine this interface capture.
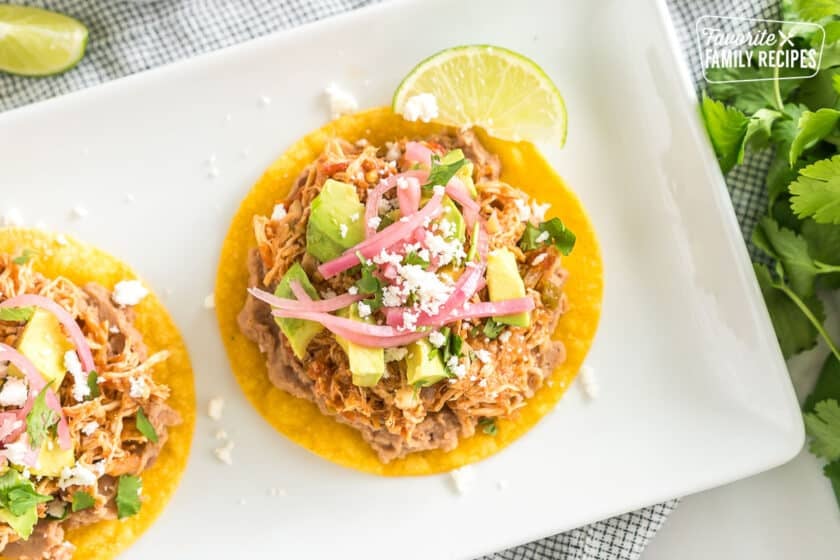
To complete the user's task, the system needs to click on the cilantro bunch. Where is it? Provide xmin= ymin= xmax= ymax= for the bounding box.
xmin=700 ymin=0 xmax=840 ymax=508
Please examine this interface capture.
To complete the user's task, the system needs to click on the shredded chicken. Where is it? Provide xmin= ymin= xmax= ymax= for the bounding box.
xmin=0 ymin=257 xmax=180 ymax=558
xmin=240 ymin=132 xmax=568 ymax=462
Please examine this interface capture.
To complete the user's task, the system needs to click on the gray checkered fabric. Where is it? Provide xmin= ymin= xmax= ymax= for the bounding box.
xmin=0 ymin=0 xmax=774 ymax=558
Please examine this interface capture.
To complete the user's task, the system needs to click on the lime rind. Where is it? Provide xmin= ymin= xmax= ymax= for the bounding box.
xmin=393 ymin=45 xmax=567 ymax=147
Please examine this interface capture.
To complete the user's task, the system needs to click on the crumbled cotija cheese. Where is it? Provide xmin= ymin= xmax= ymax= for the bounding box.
xmin=449 ymin=465 xmax=476 ymax=495
xmin=112 ymin=280 xmax=148 ymax=307
xmin=401 ymin=93 xmax=439 ymax=123
xmin=325 ymin=83 xmax=359 ymax=118
xmin=207 ymin=397 xmax=225 ymax=420
xmin=64 ymin=350 xmax=90 ymax=402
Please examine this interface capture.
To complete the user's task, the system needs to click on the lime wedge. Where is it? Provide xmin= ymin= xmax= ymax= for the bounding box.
xmin=393 ymin=45 xmax=568 ymax=147
xmin=0 ymin=5 xmax=88 ymax=76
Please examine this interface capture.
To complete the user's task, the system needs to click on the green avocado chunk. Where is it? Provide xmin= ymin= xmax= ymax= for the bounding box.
xmin=306 ymin=179 xmax=365 ymax=262
xmin=441 ymin=149 xmax=477 ymax=199
xmin=274 ymin=263 xmax=324 ymax=359
xmin=406 ymin=339 xmax=448 ymax=387
xmin=335 ymin=304 xmax=385 ymax=387
xmin=486 ymin=248 xmax=531 ymax=327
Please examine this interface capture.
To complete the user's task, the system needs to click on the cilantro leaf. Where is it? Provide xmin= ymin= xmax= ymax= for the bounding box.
xmin=0 ymin=307 xmax=34 ymax=322
xmin=834 ymin=73 xmax=840 ymax=96
xmin=115 ymin=475 xmax=142 ymax=519
xmin=804 ymin=355 xmax=840 ymax=413
xmin=805 ymin=399 xmax=840 ymax=460
xmin=795 ymin=68 xmax=840 ymax=111
xmin=801 ymin=219 xmax=840 ymax=288
xmin=86 ymin=371 xmax=101 ymax=399
xmin=519 ymin=218 xmax=575 ymax=255
xmin=5 ymin=486 xmax=51 ymax=517
xmin=700 ymin=93 xmax=749 ymax=174
xmin=26 ymin=387 xmax=57 ymax=449
xmin=789 ymin=108 xmax=840 ymax=165
xmin=478 ymin=417 xmax=498 ymax=436
xmin=752 ymin=217 xmax=818 ymax=297
xmin=793 ymin=0 xmax=840 ymax=21
xmin=404 ymin=251 xmax=429 ymax=267
xmin=707 ymin=68 xmax=802 ymax=115
xmin=754 ymin=263 xmax=823 ymax=358
xmin=771 ymin=104 xmax=809 ymax=157
xmin=767 ymin=152 xmax=802 ymax=209
xmin=746 ymin=108 xmax=782 ymax=151
xmin=824 ymin=459 xmax=840 ymax=509
xmin=135 ymin=408 xmax=158 ymax=443
xmin=71 ymin=491 xmax=95 ymax=512
xmin=354 ymin=253 xmax=384 ymax=312
xmin=424 ymin=153 xmax=466 ymax=189
xmin=437 ymin=327 xmax=464 ymax=376
xmin=11 ymin=250 xmax=35 ymax=265
xmin=0 ymin=470 xmax=51 ymax=538
xmin=790 ymin=154 xmax=840 ymax=224
xmin=482 ymin=318 xmax=505 ymax=340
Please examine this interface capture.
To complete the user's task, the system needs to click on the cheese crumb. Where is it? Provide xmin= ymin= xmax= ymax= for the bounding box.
xmin=498 ymin=330 xmax=512 ymax=343
xmin=401 ymin=93 xmax=439 ymax=123
xmin=531 ymin=253 xmax=547 ymax=266
xmin=496 ymin=479 xmax=509 ymax=491
xmin=357 ymin=302 xmax=372 ymax=318
xmin=64 ymin=350 xmax=90 ymax=402
xmin=428 ymin=331 xmax=446 ymax=348
xmin=214 ymin=440 xmax=234 ymax=465
xmin=474 ymin=349 xmax=492 ymax=364
xmin=207 ymin=397 xmax=225 ymax=420
xmin=203 ymin=293 xmax=215 ymax=309
xmin=71 ymin=205 xmax=89 ymax=219
xmin=385 ymin=142 xmax=401 ymax=162
xmin=339 ymin=223 xmax=348 ymax=239
xmin=215 ymin=429 xmax=228 ymax=440
xmin=2 ymin=208 xmax=24 ymax=227
xmin=271 ymin=203 xmax=286 ymax=221
xmin=325 ymin=83 xmax=359 ymax=119
xmin=59 ymin=462 xmax=98 ymax=489
xmin=0 ymin=377 xmax=28 ymax=407
xmin=384 ymin=347 xmax=408 ymax=362
xmin=449 ymin=465 xmax=476 ymax=495
xmin=578 ymin=364 xmax=600 ymax=399
xmin=367 ymin=216 xmax=382 ymax=230
xmin=347 ymin=286 xmax=358 ymax=295
xmin=535 ymin=230 xmax=550 ymax=244
xmin=112 ymin=280 xmax=148 ymax=307
xmin=55 ymin=234 xmax=68 ymax=246
xmin=81 ymin=421 xmax=99 ymax=436
xmin=129 ymin=375 xmax=148 ymax=399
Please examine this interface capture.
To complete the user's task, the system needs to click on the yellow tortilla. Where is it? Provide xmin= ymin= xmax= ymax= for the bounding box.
xmin=216 ymin=107 xmax=602 ymax=476
xmin=0 ymin=228 xmax=196 ymax=559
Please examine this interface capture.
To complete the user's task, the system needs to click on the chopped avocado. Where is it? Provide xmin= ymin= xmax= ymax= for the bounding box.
xmin=441 ymin=149 xmax=477 ymax=199
xmin=274 ymin=264 xmax=323 ymax=360
xmin=12 ymin=309 xmax=73 ymax=387
xmin=418 ymin=195 xmax=465 ymax=244
xmin=335 ymin=305 xmax=385 ymax=387
xmin=406 ymin=339 xmax=448 ymax=386
xmin=30 ymin=439 xmax=74 ymax=477
xmin=306 ymin=179 xmax=365 ymax=262
xmin=486 ymin=248 xmax=531 ymax=327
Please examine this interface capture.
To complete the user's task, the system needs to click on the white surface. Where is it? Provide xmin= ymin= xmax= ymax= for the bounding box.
xmin=0 ymin=0 xmax=805 ymax=558
xmin=645 ymin=295 xmax=840 ymax=559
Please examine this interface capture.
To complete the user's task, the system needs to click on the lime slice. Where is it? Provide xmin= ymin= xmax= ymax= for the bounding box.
xmin=393 ymin=45 xmax=567 ymax=147
xmin=0 ymin=5 xmax=88 ymax=76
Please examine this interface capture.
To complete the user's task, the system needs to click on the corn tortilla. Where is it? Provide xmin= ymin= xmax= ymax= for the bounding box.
xmin=216 ymin=107 xmax=602 ymax=475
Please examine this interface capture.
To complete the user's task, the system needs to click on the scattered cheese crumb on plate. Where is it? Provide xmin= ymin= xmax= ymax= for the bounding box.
xmin=578 ymin=364 xmax=600 ymax=399
xmin=449 ymin=465 xmax=476 ymax=495
xmin=208 ymin=397 xmax=225 ymax=420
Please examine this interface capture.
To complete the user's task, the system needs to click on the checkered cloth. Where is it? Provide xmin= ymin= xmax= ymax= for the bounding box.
xmin=0 ymin=0 xmax=776 ymax=558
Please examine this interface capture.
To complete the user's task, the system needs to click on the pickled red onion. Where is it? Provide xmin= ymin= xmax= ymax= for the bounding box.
xmin=247 ymin=287 xmax=362 ymax=313
xmin=396 ymin=176 xmax=421 ymax=215
xmin=0 ymin=294 xmax=94 ymax=374
xmin=270 ymin=309 xmax=427 ymax=348
xmin=422 ymin=297 xmax=535 ymax=325
xmin=404 ymin=141 xmax=434 ymax=167
xmin=364 ymin=170 xmax=426 ymax=237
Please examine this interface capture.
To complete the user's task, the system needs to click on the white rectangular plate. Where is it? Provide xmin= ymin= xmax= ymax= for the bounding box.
xmin=0 ymin=0 xmax=804 ymax=558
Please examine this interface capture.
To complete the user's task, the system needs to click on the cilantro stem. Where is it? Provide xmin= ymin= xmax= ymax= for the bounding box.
xmin=779 ymin=283 xmax=840 ymax=363
xmin=816 ymin=261 xmax=840 ymax=275
xmin=824 ymin=134 xmax=840 ymax=146
xmin=772 ymin=53 xmax=784 ymax=112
